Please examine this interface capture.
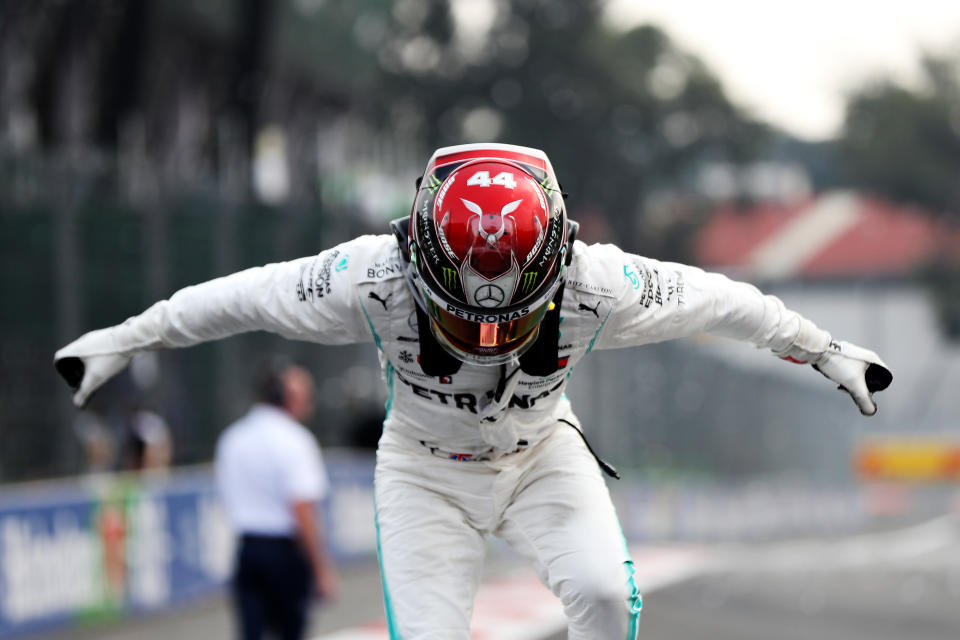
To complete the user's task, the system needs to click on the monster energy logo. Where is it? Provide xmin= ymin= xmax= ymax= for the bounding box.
xmin=441 ymin=267 xmax=459 ymax=289
xmin=521 ymin=272 xmax=539 ymax=293
xmin=427 ymin=174 xmax=443 ymax=194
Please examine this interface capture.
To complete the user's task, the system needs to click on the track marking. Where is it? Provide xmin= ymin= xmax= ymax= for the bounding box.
xmin=716 ymin=514 xmax=960 ymax=572
xmin=314 ymin=545 xmax=708 ymax=640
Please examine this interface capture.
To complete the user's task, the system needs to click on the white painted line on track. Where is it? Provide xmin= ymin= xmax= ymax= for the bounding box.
xmin=720 ymin=514 xmax=960 ymax=572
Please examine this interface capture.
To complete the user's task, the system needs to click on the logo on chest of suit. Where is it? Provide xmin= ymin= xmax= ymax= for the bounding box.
xmin=578 ymin=301 xmax=600 ymax=318
xmin=368 ymin=291 xmax=392 ymax=310
xmin=393 ymin=369 xmax=565 ymax=414
xmin=567 ymin=279 xmax=615 ymax=296
xmin=365 ymin=259 xmax=402 ymax=280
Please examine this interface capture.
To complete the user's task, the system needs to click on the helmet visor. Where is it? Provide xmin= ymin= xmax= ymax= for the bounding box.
xmin=423 ymin=294 xmax=551 ymax=365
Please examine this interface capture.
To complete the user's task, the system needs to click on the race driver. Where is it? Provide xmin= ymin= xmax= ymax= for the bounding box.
xmin=55 ymin=143 xmax=892 ymax=639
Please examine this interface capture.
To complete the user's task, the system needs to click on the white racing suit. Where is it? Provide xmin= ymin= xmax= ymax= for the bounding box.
xmin=57 ymin=234 xmax=836 ymax=639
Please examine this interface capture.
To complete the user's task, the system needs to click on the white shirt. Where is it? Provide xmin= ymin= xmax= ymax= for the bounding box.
xmin=214 ymin=403 xmax=329 ymax=536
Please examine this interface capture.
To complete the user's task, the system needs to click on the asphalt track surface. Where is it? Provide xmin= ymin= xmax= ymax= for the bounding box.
xmin=625 ymin=567 xmax=960 ymax=640
xmin=39 ymin=516 xmax=960 ymax=640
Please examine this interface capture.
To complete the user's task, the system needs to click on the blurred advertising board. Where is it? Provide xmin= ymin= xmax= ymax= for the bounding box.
xmin=0 ymin=454 xmax=377 ymax=639
xmin=0 ymin=471 xmax=232 ymax=638
xmin=855 ymin=438 xmax=960 ymax=482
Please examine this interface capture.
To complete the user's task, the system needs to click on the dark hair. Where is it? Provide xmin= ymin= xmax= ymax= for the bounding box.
xmin=254 ymin=356 xmax=293 ymax=406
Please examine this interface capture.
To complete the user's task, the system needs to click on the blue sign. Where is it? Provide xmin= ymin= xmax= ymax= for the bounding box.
xmin=0 ymin=455 xmax=378 ymax=639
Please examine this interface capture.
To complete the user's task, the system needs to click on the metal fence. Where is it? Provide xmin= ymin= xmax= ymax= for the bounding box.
xmin=0 ymin=151 xmax=386 ymax=482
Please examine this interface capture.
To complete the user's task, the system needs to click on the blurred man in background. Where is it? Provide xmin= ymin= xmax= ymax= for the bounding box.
xmin=55 ymin=143 xmax=890 ymax=639
xmin=214 ymin=359 xmax=337 ymax=640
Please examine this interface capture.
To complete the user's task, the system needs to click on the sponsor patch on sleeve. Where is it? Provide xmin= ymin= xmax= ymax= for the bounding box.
xmin=298 ymin=249 xmax=340 ymax=303
xmin=357 ymin=257 xmax=404 ymax=283
xmin=566 ymin=278 xmax=617 ymax=298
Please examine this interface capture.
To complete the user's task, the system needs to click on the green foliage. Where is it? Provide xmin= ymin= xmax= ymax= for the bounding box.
xmin=840 ymin=55 xmax=960 ymax=342
xmin=345 ymin=0 xmax=768 ymax=254
xmin=839 ymin=55 xmax=960 ymax=216
xmin=919 ymin=260 xmax=960 ymax=340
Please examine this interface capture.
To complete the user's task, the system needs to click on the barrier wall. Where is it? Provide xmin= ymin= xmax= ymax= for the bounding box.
xmin=0 ymin=455 xmax=377 ymax=639
xmin=0 ymin=470 xmax=230 ymax=638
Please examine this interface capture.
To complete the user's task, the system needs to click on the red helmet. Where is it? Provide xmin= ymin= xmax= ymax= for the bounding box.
xmin=405 ymin=144 xmax=569 ymax=365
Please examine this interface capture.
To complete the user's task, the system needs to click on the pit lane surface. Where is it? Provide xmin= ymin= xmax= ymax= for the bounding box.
xmin=549 ymin=516 xmax=960 ymax=640
xmin=625 ymin=565 xmax=960 ymax=640
xmin=37 ymin=516 xmax=960 ymax=640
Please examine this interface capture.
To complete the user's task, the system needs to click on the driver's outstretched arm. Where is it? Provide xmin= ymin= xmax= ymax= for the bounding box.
xmin=594 ymin=247 xmax=892 ymax=415
xmin=55 ymin=241 xmax=369 ymax=407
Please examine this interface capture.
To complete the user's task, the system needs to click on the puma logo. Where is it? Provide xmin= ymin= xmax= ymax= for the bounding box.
xmin=368 ymin=291 xmax=392 ymax=310
xmin=578 ymin=301 xmax=600 ymax=318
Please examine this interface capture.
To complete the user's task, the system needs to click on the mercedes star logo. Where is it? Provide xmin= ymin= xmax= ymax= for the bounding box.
xmin=474 ymin=284 xmax=505 ymax=308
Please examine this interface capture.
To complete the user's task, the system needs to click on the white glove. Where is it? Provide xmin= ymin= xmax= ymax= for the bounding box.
xmin=54 ymin=328 xmax=134 ymax=408
xmin=812 ymin=340 xmax=892 ymax=416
